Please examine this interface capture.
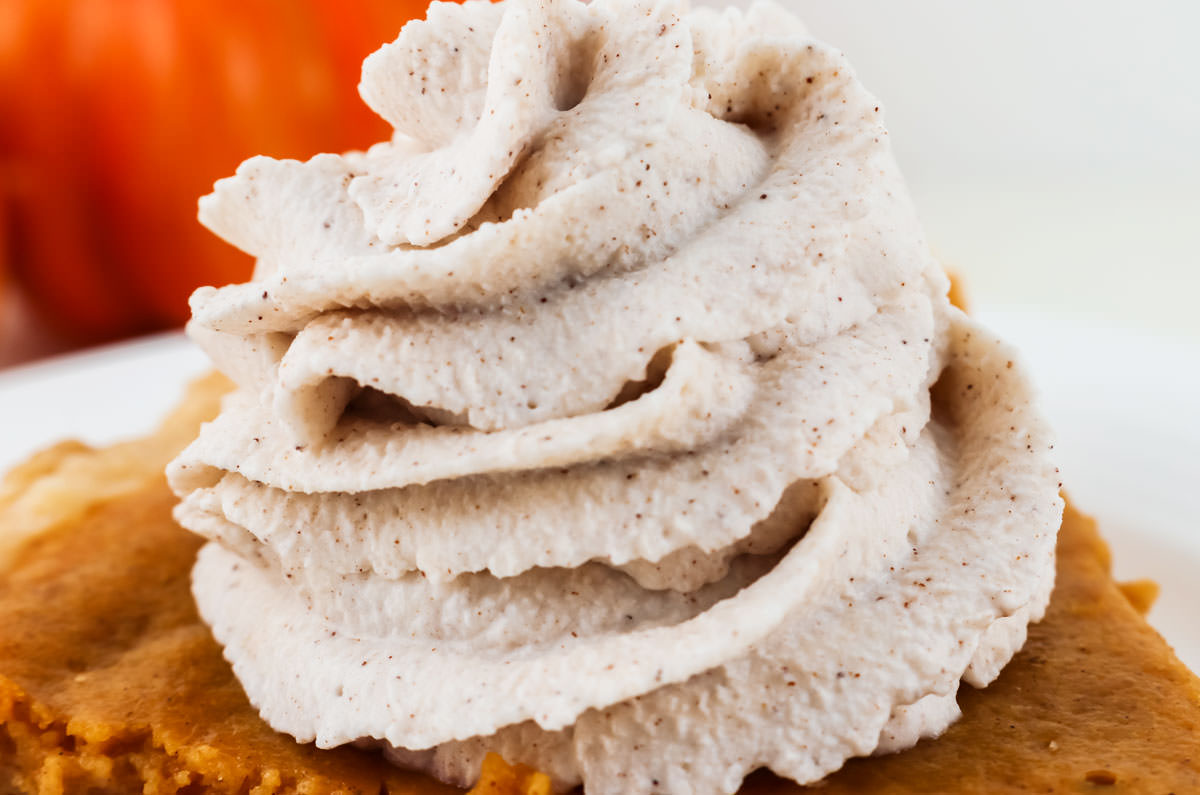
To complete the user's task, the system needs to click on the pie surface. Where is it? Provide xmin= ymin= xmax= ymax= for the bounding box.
xmin=0 ymin=375 xmax=1198 ymax=794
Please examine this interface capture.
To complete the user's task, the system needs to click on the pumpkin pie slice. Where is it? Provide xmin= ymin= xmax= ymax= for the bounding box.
xmin=0 ymin=375 xmax=1198 ymax=794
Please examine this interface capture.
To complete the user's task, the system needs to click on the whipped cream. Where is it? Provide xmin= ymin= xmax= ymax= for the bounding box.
xmin=167 ymin=0 xmax=1063 ymax=792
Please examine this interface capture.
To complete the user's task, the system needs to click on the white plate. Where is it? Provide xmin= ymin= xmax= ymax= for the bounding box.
xmin=0 ymin=321 xmax=1196 ymax=673
xmin=0 ymin=332 xmax=211 ymax=464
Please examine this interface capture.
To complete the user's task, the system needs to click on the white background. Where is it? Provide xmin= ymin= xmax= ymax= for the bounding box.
xmin=780 ymin=0 xmax=1200 ymax=340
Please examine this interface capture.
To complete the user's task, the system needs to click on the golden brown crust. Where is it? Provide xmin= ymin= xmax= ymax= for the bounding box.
xmin=1 ymin=374 xmax=1199 ymax=794
xmin=1117 ymin=579 xmax=1160 ymax=616
xmin=0 ymin=452 xmax=451 ymax=794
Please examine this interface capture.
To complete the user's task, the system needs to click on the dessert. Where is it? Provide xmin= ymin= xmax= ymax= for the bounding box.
xmin=166 ymin=0 xmax=1067 ymax=791
xmin=3 ymin=398 xmax=1200 ymax=793
xmin=4 ymin=0 xmax=1200 ymax=793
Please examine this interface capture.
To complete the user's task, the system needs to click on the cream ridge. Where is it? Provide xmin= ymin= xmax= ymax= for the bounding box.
xmin=166 ymin=0 xmax=1063 ymax=792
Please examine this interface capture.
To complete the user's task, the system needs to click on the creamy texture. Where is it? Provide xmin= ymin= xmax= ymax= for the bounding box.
xmin=167 ymin=0 xmax=1063 ymax=792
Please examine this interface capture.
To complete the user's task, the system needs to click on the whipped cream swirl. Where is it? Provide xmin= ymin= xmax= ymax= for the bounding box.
xmin=167 ymin=1 xmax=1063 ymax=792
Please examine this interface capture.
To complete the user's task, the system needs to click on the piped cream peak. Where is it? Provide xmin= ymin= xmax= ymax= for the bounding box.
xmin=168 ymin=1 xmax=1063 ymax=792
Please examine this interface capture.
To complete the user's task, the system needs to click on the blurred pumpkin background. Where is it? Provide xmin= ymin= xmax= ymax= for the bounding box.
xmin=0 ymin=0 xmax=427 ymax=367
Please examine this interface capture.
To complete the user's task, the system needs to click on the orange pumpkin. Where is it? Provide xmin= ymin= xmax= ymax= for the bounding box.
xmin=0 ymin=188 xmax=9 ymax=318
xmin=0 ymin=0 xmax=426 ymax=344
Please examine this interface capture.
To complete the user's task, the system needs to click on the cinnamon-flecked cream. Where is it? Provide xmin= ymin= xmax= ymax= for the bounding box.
xmin=167 ymin=0 xmax=1063 ymax=792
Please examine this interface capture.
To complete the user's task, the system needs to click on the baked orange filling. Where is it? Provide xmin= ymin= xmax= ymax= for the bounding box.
xmin=0 ymin=376 xmax=1198 ymax=794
